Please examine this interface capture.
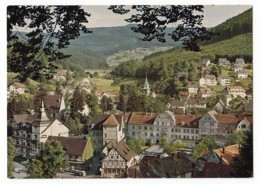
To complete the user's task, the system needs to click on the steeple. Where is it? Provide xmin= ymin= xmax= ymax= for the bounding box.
xmin=39 ymin=100 xmax=50 ymax=122
xmin=143 ymin=74 xmax=150 ymax=95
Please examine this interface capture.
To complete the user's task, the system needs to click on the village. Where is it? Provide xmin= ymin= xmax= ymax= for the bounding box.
xmin=7 ymin=57 xmax=253 ymax=178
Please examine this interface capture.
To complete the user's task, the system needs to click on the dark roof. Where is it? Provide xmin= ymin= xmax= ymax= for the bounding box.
xmin=188 ymin=98 xmax=206 ymax=105
xmin=127 ymin=112 xmax=157 ymax=125
xmin=175 ymin=115 xmax=202 ymax=128
xmin=47 ymin=136 xmax=88 ymax=156
xmin=127 ymin=154 xmax=195 ymax=178
xmin=90 ymin=114 xmax=122 ymax=130
xmin=13 ymin=114 xmax=30 ymax=124
xmin=169 ymin=99 xmax=186 ymax=107
xmin=106 ymin=140 xmax=137 ymax=161
xmin=200 ymin=162 xmax=233 ymax=178
xmin=43 ymin=95 xmax=62 ymax=110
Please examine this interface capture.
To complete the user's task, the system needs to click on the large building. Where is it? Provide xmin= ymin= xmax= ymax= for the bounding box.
xmin=89 ymin=114 xmax=125 ymax=152
xmin=12 ymin=102 xmax=69 ymax=157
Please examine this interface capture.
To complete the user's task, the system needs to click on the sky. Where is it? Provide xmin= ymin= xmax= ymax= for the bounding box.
xmin=82 ymin=5 xmax=252 ymax=28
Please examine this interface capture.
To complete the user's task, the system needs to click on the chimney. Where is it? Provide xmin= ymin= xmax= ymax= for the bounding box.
xmin=222 ymin=147 xmax=225 ymax=154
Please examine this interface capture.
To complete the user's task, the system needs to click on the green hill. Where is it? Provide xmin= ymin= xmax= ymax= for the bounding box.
xmin=207 ymin=8 xmax=252 ymax=43
xmin=63 ymin=25 xmax=180 ymax=69
xmin=112 ymin=33 xmax=252 ymax=81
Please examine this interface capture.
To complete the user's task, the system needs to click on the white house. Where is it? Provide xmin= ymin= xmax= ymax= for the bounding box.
xmin=226 ymin=86 xmax=246 ymax=98
xmin=235 ymin=58 xmax=245 ymax=65
xmin=199 ymin=74 xmax=217 ymax=86
xmin=199 ymin=87 xmax=212 ymax=98
xmin=54 ymin=70 xmax=67 ymax=81
xmin=218 ymin=58 xmax=230 ymax=68
xmin=234 ymin=64 xmax=244 ymax=72
xmin=187 ymin=85 xmax=199 ymax=94
xmin=218 ymin=75 xmax=230 ymax=86
xmin=9 ymin=82 xmax=26 ymax=94
xmin=237 ymin=70 xmax=248 ymax=78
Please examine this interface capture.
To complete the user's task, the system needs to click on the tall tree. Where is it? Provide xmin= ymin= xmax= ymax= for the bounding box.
xmin=32 ymin=86 xmax=48 ymax=112
xmin=109 ymin=5 xmax=212 ymax=52
xmin=7 ymin=6 xmax=91 ymax=82
xmin=70 ymin=86 xmax=84 ymax=119
xmin=7 ymin=137 xmax=17 ymax=178
xmin=26 ymin=140 xmax=68 ymax=178
xmin=100 ymin=96 xmax=113 ymax=113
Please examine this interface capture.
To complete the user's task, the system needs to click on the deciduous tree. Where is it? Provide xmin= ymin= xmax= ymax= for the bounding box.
xmin=26 ymin=140 xmax=68 ymax=178
xmin=7 ymin=6 xmax=91 ymax=82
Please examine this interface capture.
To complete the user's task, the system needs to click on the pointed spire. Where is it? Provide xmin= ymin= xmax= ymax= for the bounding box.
xmin=39 ymin=100 xmax=49 ymax=122
xmin=143 ymin=73 xmax=150 ymax=95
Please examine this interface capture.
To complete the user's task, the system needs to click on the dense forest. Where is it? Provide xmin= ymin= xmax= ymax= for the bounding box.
xmin=207 ymin=8 xmax=252 ymax=43
xmin=110 ymin=8 xmax=252 ymax=96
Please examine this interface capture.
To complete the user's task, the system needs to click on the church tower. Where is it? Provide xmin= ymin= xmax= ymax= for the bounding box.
xmin=143 ymin=74 xmax=150 ymax=95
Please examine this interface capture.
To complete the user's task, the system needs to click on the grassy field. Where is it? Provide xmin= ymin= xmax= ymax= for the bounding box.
xmin=91 ymin=77 xmax=120 ymax=93
xmin=85 ymin=69 xmax=111 ymax=77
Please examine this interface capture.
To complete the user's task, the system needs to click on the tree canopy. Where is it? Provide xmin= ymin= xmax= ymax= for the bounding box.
xmin=26 ymin=140 xmax=68 ymax=178
xmin=108 ymin=5 xmax=212 ymax=52
xmin=8 ymin=137 xmax=17 ymax=178
xmin=7 ymin=6 xmax=91 ymax=82
xmin=192 ymin=135 xmax=218 ymax=158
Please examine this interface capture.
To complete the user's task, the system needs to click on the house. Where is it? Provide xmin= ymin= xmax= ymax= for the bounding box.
xmin=179 ymin=91 xmax=190 ymax=100
xmin=237 ymin=70 xmax=248 ymax=78
xmin=100 ymin=140 xmax=137 ymax=178
xmin=200 ymin=67 xmax=211 ymax=77
xmin=127 ymin=153 xmax=196 ymax=178
xmin=236 ymin=113 xmax=253 ymax=132
xmin=199 ymin=74 xmax=217 ymax=86
xmin=9 ymin=82 xmax=26 ymax=94
xmin=43 ymin=95 xmax=66 ymax=118
xmin=218 ymin=58 xmax=230 ymax=68
xmin=187 ymin=98 xmax=207 ymax=109
xmin=89 ymin=114 xmax=125 ymax=152
xmin=54 ymin=70 xmax=68 ymax=81
xmin=199 ymin=87 xmax=212 ymax=98
xmin=198 ymin=144 xmax=240 ymax=177
xmin=47 ymin=136 xmax=94 ymax=171
xmin=213 ymin=99 xmax=226 ymax=113
xmin=199 ymin=59 xmax=211 ymax=67
xmin=167 ymin=99 xmax=186 ymax=114
xmin=12 ymin=102 xmax=69 ymax=157
xmin=198 ymin=111 xmax=245 ymax=145
xmin=226 ymin=86 xmax=246 ymax=98
xmin=234 ymin=64 xmax=244 ymax=72
xmin=218 ymin=75 xmax=230 ymax=86
xmin=187 ymin=85 xmax=199 ymax=94
xmin=235 ymin=58 xmax=245 ymax=65
xmin=127 ymin=111 xmax=201 ymax=146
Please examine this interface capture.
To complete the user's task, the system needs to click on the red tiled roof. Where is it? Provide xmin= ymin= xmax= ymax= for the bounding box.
xmin=175 ymin=115 xmax=202 ymax=128
xmin=103 ymin=114 xmax=119 ymax=126
xmin=214 ymin=144 xmax=240 ymax=165
xmin=214 ymin=114 xmax=238 ymax=124
xmin=47 ymin=136 xmax=88 ymax=156
xmin=127 ymin=112 xmax=157 ymax=125
xmin=11 ymin=82 xmax=25 ymax=89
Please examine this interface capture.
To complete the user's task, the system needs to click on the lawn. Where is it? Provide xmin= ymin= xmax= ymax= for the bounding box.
xmin=91 ymin=77 xmax=120 ymax=93
xmin=209 ymin=85 xmax=225 ymax=95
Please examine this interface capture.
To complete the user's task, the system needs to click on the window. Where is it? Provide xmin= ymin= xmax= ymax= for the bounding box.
xmin=183 ymin=129 xmax=186 ymax=133
xmin=132 ymin=132 xmax=135 ymax=136
xmin=156 ymin=127 xmax=159 ymax=131
xmin=138 ymin=126 xmax=141 ymax=130
xmin=171 ymin=128 xmax=174 ymax=132
xmin=149 ymin=127 xmax=153 ymax=131
xmin=104 ymin=133 xmax=107 ymax=138
xmin=144 ymin=126 xmax=147 ymax=130
xmin=150 ymin=133 xmax=153 ymax=137
xmin=187 ymin=129 xmax=189 ymax=133
xmin=191 ymin=129 xmax=194 ymax=134
xmin=156 ymin=133 xmax=159 ymax=137
xmin=145 ymin=132 xmax=147 ymax=136
xmin=132 ymin=126 xmax=135 ymax=130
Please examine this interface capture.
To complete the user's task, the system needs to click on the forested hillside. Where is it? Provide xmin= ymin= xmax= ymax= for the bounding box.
xmin=63 ymin=25 xmax=179 ymax=68
xmin=207 ymin=8 xmax=252 ymax=43
xmin=112 ymin=33 xmax=252 ymax=80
